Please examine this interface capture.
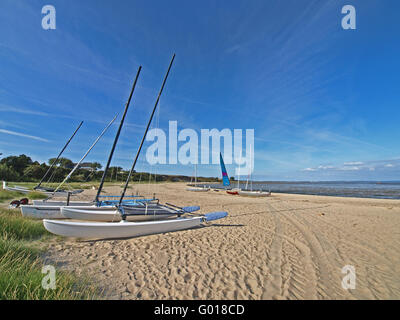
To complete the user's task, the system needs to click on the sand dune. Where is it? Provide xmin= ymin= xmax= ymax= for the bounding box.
xmin=45 ymin=183 xmax=400 ymax=299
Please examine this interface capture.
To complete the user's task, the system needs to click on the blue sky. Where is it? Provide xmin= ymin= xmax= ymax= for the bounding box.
xmin=0 ymin=0 xmax=399 ymax=181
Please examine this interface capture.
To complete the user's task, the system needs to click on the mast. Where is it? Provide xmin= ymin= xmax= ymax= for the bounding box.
xmin=237 ymin=159 xmax=241 ymax=190
xmin=250 ymin=144 xmax=253 ymax=191
xmin=34 ymin=121 xmax=83 ymax=190
xmin=94 ymin=66 xmax=142 ymax=204
xmin=118 ymin=54 xmax=175 ymax=207
xmin=54 ymin=115 xmax=117 ymax=192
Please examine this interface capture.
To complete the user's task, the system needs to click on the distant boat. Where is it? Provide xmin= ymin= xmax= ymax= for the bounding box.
xmin=3 ymin=181 xmax=30 ymax=194
xmin=219 ymin=153 xmax=241 ymax=195
xmin=237 ymin=190 xmax=271 ymax=197
xmin=186 ymin=164 xmax=210 ymax=192
xmin=237 ymin=145 xmax=271 ymax=198
xmin=3 ymin=181 xmax=75 ymax=197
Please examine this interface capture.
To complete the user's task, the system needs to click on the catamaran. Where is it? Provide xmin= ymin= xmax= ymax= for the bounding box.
xmin=237 ymin=145 xmax=271 ymax=197
xmin=20 ymin=67 xmax=149 ymax=219
xmin=186 ymin=164 xmax=210 ymax=192
xmin=62 ymin=56 xmax=201 ymax=221
xmin=43 ymin=54 xmax=228 ymax=239
xmin=221 ymin=153 xmax=242 ymax=195
xmin=3 ymin=122 xmax=85 ymax=198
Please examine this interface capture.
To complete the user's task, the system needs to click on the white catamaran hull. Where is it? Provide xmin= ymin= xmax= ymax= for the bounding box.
xmin=238 ymin=191 xmax=271 ymax=197
xmin=186 ymin=187 xmax=210 ymax=192
xmin=61 ymin=204 xmax=178 ymax=222
xmin=2 ymin=181 xmax=30 ymax=194
xmin=3 ymin=182 xmax=77 ymax=197
xmin=43 ymin=217 xmax=203 ymax=239
xmin=43 ymin=211 xmax=228 ymax=239
xmin=20 ymin=203 xmax=99 ymax=219
xmin=20 ymin=205 xmax=65 ymax=219
xmin=32 ymin=200 xmax=92 ymax=206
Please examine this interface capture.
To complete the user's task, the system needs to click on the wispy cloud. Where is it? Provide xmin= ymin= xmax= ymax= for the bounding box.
xmin=303 ymin=159 xmax=400 ymax=173
xmin=0 ymin=104 xmax=49 ymax=117
xmin=0 ymin=129 xmax=50 ymax=142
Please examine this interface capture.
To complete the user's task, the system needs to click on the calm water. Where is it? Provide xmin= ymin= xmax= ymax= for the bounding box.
xmin=203 ymin=181 xmax=400 ymax=200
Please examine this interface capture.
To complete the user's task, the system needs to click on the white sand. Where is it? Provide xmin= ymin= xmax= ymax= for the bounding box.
xmin=46 ymin=182 xmax=400 ymax=299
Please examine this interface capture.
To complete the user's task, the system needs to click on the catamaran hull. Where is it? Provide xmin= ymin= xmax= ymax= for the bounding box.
xmin=43 ymin=217 xmax=203 ymax=239
xmin=186 ymin=187 xmax=210 ymax=192
xmin=20 ymin=200 xmax=150 ymax=220
xmin=2 ymin=181 xmax=78 ymax=197
xmin=61 ymin=207 xmax=177 ymax=222
xmin=20 ymin=205 xmax=65 ymax=219
xmin=43 ymin=211 xmax=228 ymax=239
xmin=238 ymin=191 xmax=271 ymax=197
xmin=32 ymin=200 xmax=92 ymax=206
xmin=61 ymin=204 xmax=178 ymax=222
xmin=3 ymin=181 xmax=30 ymax=194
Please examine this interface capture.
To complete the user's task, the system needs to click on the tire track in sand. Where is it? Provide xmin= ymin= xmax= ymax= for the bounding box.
xmin=267 ymin=201 xmax=320 ymax=299
xmin=261 ymin=201 xmax=284 ymax=299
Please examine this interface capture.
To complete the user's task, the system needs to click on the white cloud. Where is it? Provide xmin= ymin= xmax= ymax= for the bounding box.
xmin=0 ymin=129 xmax=50 ymax=142
xmin=318 ymin=165 xmax=335 ymax=170
xmin=344 ymin=161 xmax=364 ymax=166
xmin=0 ymin=104 xmax=49 ymax=117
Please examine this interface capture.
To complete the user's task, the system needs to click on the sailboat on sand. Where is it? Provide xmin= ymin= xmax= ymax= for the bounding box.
xmin=43 ymin=54 xmax=228 ymax=239
xmin=186 ymin=164 xmax=210 ymax=192
xmin=237 ymin=145 xmax=271 ymax=197
xmin=220 ymin=153 xmax=242 ymax=195
xmin=21 ymin=68 xmax=150 ymax=219
xmin=4 ymin=121 xmax=85 ymax=198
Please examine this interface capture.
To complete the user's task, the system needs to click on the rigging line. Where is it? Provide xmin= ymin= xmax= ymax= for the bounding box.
xmin=94 ymin=66 xmax=142 ymax=203
xmin=118 ymin=54 xmax=175 ymax=207
xmin=54 ymin=114 xmax=118 ymax=193
xmin=35 ymin=121 xmax=83 ymax=189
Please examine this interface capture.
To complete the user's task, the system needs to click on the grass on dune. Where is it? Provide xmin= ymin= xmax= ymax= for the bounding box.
xmin=26 ymin=191 xmax=48 ymax=200
xmin=0 ymin=189 xmax=47 ymax=203
xmin=0 ymin=208 xmax=100 ymax=300
xmin=0 ymin=190 xmax=25 ymax=202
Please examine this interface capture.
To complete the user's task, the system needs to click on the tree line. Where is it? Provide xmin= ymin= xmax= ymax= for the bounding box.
xmin=0 ymin=154 xmax=220 ymax=183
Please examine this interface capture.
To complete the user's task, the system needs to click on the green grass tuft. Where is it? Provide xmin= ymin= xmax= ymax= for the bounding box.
xmin=0 ymin=208 xmax=100 ymax=300
xmin=0 ymin=189 xmax=25 ymax=202
xmin=27 ymin=191 xmax=48 ymax=200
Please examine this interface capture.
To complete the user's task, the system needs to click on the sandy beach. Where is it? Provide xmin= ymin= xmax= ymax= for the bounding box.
xmin=45 ymin=182 xmax=400 ymax=300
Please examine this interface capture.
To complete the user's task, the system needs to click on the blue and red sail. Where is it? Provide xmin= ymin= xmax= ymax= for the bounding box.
xmin=219 ymin=153 xmax=231 ymax=187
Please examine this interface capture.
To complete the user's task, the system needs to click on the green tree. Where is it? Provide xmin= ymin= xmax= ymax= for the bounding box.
xmin=48 ymin=157 xmax=74 ymax=168
xmin=23 ymin=164 xmax=47 ymax=181
xmin=90 ymin=162 xmax=102 ymax=171
xmin=0 ymin=154 xmax=33 ymax=175
xmin=0 ymin=164 xmax=20 ymax=181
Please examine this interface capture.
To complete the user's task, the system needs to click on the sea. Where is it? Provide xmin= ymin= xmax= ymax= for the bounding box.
xmin=202 ymin=181 xmax=400 ymax=200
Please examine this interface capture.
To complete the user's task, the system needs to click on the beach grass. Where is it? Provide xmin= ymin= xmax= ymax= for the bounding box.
xmin=0 ymin=190 xmax=25 ymax=202
xmin=0 ymin=208 xmax=100 ymax=300
xmin=26 ymin=191 xmax=48 ymax=200
xmin=0 ymin=189 xmax=48 ymax=204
